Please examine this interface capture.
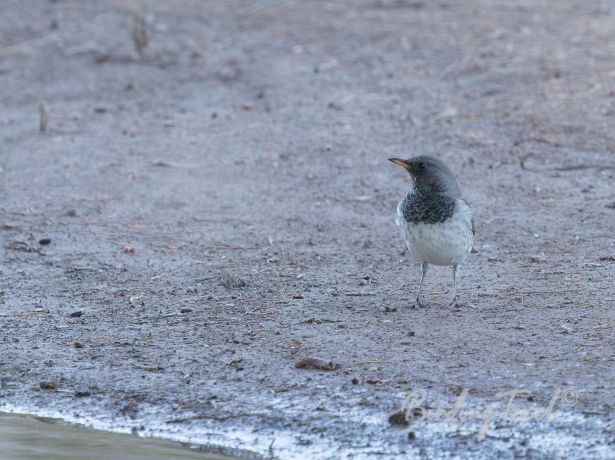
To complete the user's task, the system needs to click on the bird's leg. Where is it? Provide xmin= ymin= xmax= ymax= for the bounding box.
xmin=449 ymin=265 xmax=459 ymax=308
xmin=415 ymin=262 xmax=428 ymax=309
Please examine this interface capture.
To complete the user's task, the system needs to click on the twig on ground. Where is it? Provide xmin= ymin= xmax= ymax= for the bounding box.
xmin=0 ymin=33 xmax=58 ymax=57
xmin=131 ymin=10 xmax=149 ymax=59
xmin=39 ymin=102 xmax=48 ymax=132
xmin=520 ymin=153 xmax=615 ymax=172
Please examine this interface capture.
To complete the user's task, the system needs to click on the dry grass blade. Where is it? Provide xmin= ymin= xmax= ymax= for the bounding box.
xmin=0 ymin=33 xmax=58 ymax=58
xmin=39 ymin=102 xmax=48 ymax=132
xmin=131 ymin=10 xmax=149 ymax=58
xmin=519 ymin=153 xmax=615 ymax=172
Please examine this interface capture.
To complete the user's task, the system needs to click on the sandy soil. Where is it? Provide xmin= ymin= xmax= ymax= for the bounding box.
xmin=1 ymin=1 xmax=614 ymax=458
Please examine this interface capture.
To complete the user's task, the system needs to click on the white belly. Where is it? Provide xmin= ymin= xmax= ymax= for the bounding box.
xmin=397 ymin=199 xmax=474 ymax=266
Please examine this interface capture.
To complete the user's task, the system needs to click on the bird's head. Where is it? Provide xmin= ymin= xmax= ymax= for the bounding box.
xmin=388 ymin=155 xmax=460 ymax=195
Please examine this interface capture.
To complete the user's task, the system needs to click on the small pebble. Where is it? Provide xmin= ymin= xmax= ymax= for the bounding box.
xmin=74 ymin=388 xmax=91 ymax=397
xmin=39 ymin=381 xmax=58 ymax=390
xmin=69 ymin=311 xmax=83 ymax=318
xmin=221 ymin=273 xmax=246 ymax=289
xmin=388 ymin=410 xmax=409 ymax=427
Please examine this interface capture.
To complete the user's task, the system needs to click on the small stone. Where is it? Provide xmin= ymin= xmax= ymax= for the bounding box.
xmin=38 ymin=238 xmax=51 ymax=245
xmin=69 ymin=311 xmax=83 ymax=318
xmin=74 ymin=341 xmax=84 ymax=349
xmin=388 ymin=410 xmax=409 ymax=427
xmin=39 ymin=381 xmax=59 ymax=390
xmin=295 ymin=357 xmax=340 ymax=371
xmin=74 ymin=387 xmax=91 ymax=397
xmin=221 ymin=273 xmax=246 ymax=289
xmin=528 ymin=254 xmax=545 ymax=263
xmin=304 ymin=317 xmax=322 ymax=324
xmin=66 ymin=209 xmax=77 ymax=217
xmin=180 ymin=308 xmax=192 ymax=314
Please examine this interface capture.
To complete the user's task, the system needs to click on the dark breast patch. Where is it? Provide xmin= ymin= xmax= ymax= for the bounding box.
xmin=401 ymin=189 xmax=456 ymax=225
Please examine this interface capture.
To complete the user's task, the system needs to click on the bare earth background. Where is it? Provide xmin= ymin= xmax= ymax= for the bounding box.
xmin=1 ymin=0 xmax=614 ymax=458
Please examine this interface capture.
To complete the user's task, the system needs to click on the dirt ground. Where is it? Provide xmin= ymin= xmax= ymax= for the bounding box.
xmin=1 ymin=0 xmax=614 ymax=458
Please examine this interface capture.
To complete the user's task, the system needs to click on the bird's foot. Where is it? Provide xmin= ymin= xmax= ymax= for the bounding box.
xmin=448 ymin=296 xmax=457 ymax=308
xmin=414 ymin=297 xmax=425 ymax=309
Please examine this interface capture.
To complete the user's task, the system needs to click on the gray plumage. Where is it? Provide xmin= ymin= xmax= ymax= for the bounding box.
xmin=389 ymin=155 xmax=475 ymax=308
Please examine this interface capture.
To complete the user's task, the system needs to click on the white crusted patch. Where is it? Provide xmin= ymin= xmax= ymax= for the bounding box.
xmin=397 ymin=198 xmax=473 ymax=266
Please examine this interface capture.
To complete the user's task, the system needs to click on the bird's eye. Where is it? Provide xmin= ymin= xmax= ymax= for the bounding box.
xmin=417 ymin=162 xmax=426 ymax=170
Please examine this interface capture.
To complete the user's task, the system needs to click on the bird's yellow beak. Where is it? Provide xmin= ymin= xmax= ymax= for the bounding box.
xmin=388 ymin=158 xmax=411 ymax=170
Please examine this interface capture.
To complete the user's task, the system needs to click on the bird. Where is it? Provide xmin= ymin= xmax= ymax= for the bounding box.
xmin=388 ymin=155 xmax=475 ymax=308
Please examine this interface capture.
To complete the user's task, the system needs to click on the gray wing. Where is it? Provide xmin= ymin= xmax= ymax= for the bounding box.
xmin=460 ymin=198 xmax=476 ymax=237
xmin=466 ymin=201 xmax=477 ymax=253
